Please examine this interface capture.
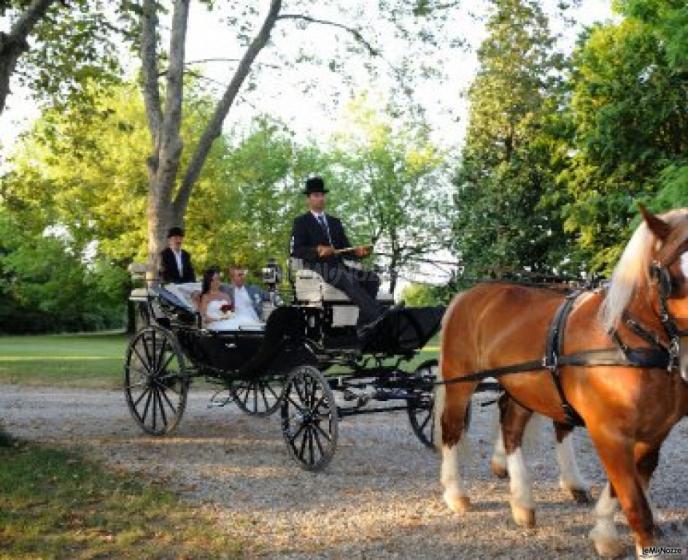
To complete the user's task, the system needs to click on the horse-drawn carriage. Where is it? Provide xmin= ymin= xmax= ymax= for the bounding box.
xmin=124 ymin=258 xmax=447 ymax=470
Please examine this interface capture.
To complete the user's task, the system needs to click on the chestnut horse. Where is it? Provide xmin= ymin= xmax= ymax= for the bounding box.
xmin=436 ymin=207 xmax=688 ymax=558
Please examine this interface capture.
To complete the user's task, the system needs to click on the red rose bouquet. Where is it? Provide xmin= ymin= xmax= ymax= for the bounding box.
xmin=220 ymin=303 xmax=234 ymax=313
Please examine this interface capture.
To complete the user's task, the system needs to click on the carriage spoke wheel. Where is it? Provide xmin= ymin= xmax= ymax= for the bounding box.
xmin=281 ymin=365 xmax=338 ymax=471
xmin=230 ymin=378 xmax=282 ymax=416
xmin=124 ymin=326 xmax=189 ymax=436
xmin=407 ymin=359 xmax=472 ymax=450
xmin=407 ymin=360 xmax=438 ymax=450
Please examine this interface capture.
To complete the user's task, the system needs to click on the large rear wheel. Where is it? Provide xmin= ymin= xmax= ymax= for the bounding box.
xmin=124 ymin=326 xmax=189 ymax=435
xmin=407 ymin=359 xmax=472 ymax=450
xmin=407 ymin=359 xmax=438 ymax=449
xmin=281 ymin=365 xmax=338 ymax=471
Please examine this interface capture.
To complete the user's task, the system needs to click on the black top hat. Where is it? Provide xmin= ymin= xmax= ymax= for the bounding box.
xmin=167 ymin=226 xmax=185 ymax=238
xmin=304 ymin=176 xmax=328 ymax=195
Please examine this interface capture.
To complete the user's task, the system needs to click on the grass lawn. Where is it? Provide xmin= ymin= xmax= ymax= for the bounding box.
xmin=0 ymin=331 xmax=441 ymax=389
xmin=0 ymin=332 xmax=127 ymax=389
xmin=0 ymin=439 xmax=243 ymax=560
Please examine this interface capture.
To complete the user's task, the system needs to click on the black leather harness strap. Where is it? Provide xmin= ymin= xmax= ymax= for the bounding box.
xmin=544 ymin=291 xmax=583 ymax=425
xmin=437 ymin=289 xmax=672 ymax=427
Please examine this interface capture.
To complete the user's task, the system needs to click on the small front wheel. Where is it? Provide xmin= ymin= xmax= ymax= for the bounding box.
xmin=281 ymin=365 xmax=338 ymax=471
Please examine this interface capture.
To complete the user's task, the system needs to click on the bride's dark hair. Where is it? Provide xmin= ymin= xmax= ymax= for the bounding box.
xmin=201 ymin=266 xmax=221 ymax=295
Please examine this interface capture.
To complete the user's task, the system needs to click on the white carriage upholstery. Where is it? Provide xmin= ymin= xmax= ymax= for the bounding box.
xmin=289 ymin=258 xmax=395 ymax=305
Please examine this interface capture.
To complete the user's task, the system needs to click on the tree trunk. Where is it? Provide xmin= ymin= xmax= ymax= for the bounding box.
xmin=139 ymin=0 xmax=282 ymax=277
xmin=389 ymin=235 xmax=400 ymax=294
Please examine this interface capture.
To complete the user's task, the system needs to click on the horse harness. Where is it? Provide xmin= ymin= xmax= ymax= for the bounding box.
xmin=439 ymin=263 xmax=688 ymax=427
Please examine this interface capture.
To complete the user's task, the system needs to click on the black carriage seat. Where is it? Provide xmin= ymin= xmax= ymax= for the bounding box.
xmin=288 ymin=257 xmax=394 ymax=327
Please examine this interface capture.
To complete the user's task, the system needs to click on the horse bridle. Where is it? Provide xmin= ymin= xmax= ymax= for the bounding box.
xmin=623 ymin=261 xmax=688 ymax=378
xmin=650 ymin=262 xmax=688 ymax=376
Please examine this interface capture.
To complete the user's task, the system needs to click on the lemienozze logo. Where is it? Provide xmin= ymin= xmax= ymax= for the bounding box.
xmin=641 ymin=546 xmax=685 ymax=558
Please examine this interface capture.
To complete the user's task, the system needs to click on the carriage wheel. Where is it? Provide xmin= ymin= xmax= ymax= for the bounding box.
xmin=407 ymin=359 xmax=472 ymax=450
xmin=229 ymin=377 xmax=282 ymax=416
xmin=281 ymin=365 xmax=338 ymax=471
xmin=407 ymin=359 xmax=438 ymax=450
xmin=124 ymin=325 xmax=189 ymax=436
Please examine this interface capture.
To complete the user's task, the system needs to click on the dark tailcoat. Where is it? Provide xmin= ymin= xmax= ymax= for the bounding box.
xmin=290 ymin=212 xmax=381 ymax=325
xmin=160 ymin=247 xmax=196 ymax=284
xmin=290 ymin=212 xmax=357 ymax=265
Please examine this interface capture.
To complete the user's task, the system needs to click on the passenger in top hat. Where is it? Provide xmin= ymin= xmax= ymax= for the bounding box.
xmin=160 ymin=226 xmax=196 ymax=284
xmin=290 ymin=176 xmax=385 ymax=339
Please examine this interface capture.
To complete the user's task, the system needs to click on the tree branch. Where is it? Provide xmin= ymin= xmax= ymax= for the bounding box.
xmin=276 ymin=13 xmax=379 ymax=58
xmin=7 ymin=0 xmax=57 ymax=42
xmin=156 ymin=58 xmax=281 ymax=78
xmin=173 ymin=0 xmax=282 ymax=217
xmin=0 ymin=0 xmax=58 ymax=114
xmin=140 ymin=0 xmax=162 ymax=143
xmin=184 ymin=57 xmax=281 ymax=70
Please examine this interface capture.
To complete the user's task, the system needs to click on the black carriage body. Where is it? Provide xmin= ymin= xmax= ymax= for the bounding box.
xmin=124 ymin=281 xmax=466 ymax=470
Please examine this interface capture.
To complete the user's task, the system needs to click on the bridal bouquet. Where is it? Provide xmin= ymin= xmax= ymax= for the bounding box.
xmin=219 ymin=302 xmax=235 ymax=318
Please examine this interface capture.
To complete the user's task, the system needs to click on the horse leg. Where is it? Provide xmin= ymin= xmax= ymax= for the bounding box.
xmin=635 ymin=443 xmax=662 ymax=538
xmin=436 ymin=380 xmax=478 ymax=514
xmin=554 ymin=422 xmax=592 ymax=504
xmin=589 ymin=436 xmax=655 ymax=558
xmin=501 ymin=394 xmax=536 ymax=528
xmin=490 ymin=393 xmax=510 ymax=479
xmin=589 ymin=481 xmax=625 ymax=558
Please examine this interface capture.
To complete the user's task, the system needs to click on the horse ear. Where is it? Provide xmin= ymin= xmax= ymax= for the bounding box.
xmin=638 ymin=203 xmax=671 ymax=240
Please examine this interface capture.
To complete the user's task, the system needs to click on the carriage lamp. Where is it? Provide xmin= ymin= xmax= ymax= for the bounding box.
xmin=262 ymin=258 xmax=283 ymax=290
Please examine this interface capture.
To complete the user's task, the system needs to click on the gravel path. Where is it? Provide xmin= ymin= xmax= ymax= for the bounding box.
xmin=1 ymin=384 xmax=687 ymax=559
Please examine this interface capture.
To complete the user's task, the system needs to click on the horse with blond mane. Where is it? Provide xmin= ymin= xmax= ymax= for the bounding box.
xmin=436 ymin=206 xmax=688 ymax=558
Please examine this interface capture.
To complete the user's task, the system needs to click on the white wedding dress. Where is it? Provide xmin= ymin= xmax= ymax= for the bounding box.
xmin=205 ymin=299 xmax=263 ymax=331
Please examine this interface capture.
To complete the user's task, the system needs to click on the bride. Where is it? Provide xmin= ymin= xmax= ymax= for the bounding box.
xmin=199 ymin=267 xmax=243 ymax=330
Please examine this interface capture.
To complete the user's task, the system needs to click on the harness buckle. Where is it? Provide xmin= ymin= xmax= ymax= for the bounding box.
xmin=542 ymin=354 xmax=558 ymax=372
xmin=668 ymin=337 xmax=680 ymax=372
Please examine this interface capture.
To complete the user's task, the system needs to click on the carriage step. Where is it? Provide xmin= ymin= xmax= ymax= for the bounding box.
xmin=342 ymin=389 xmax=370 ymax=407
xmin=208 ymin=390 xmax=233 ymax=408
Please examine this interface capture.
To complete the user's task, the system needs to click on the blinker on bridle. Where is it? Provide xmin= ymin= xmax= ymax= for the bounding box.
xmin=650 ymin=261 xmax=688 ymax=378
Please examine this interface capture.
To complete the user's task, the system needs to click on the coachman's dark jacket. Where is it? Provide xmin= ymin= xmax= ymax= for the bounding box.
xmin=290 ymin=212 xmax=359 ymax=266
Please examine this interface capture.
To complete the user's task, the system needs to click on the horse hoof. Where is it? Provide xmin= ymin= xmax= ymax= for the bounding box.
xmin=510 ymin=503 xmax=535 ymax=528
xmin=491 ymin=460 xmax=508 ymax=479
xmin=592 ymin=537 xmax=626 ymax=558
xmin=569 ymin=487 xmax=593 ymax=505
xmin=443 ymin=490 xmax=471 ymax=514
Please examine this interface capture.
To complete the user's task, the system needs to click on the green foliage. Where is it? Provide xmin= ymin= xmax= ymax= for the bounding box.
xmin=560 ymin=14 xmax=688 ymax=272
xmin=0 ymin=208 xmax=127 ymax=333
xmin=400 ymin=282 xmax=444 ymax=307
xmin=1 ymin=83 xmax=339 ymax=321
xmin=333 ymin=94 xmax=450 ymax=290
xmin=453 ymin=0 xmax=574 ymax=278
xmin=3 ymin=81 xmax=231 ymax=266
xmin=618 ymin=0 xmax=688 ymax=69
xmin=191 ymin=116 xmax=331 ymax=278
xmin=3 ymin=0 xmax=122 ymax=111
